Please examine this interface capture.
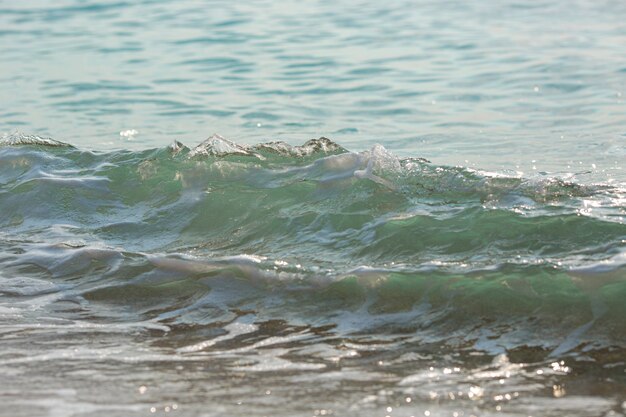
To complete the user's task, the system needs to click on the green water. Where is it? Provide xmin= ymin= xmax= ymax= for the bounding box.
xmin=0 ymin=135 xmax=624 ymax=416
xmin=1 ymin=0 xmax=626 ymax=415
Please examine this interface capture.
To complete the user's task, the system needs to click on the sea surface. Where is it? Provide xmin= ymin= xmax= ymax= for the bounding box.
xmin=0 ymin=1 xmax=625 ymax=416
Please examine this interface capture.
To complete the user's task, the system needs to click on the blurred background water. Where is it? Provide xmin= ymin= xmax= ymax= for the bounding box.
xmin=1 ymin=0 xmax=625 ymax=176
xmin=1 ymin=1 xmax=625 ymax=417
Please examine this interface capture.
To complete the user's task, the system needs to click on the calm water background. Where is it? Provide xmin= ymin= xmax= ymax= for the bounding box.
xmin=1 ymin=1 xmax=626 ymax=417
xmin=1 ymin=0 xmax=625 ymax=175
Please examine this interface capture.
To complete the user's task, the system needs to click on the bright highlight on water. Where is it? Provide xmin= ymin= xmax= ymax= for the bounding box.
xmin=1 ymin=0 xmax=625 ymax=416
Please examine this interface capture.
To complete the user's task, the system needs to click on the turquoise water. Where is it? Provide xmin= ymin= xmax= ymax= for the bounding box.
xmin=1 ymin=1 xmax=625 ymax=417
xmin=2 ymin=1 xmax=625 ymax=174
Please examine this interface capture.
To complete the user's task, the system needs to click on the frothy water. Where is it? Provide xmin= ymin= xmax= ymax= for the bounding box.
xmin=1 ymin=134 xmax=625 ymax=416
xmin=1 ymin=0 xmax=626 ymax=415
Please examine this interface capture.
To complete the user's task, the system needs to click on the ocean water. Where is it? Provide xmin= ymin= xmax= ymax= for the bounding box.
xmin=0 ymin=1 xmax=625 ymax=417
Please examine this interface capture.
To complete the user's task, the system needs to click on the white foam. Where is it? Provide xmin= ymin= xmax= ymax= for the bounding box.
xmin=189 ymin=133 xmax=251 ymax=157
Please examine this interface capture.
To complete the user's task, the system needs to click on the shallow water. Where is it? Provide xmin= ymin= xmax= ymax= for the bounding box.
xmin=0 ymin=135 xmax=624 ymax=416
xmin=1 ymin=1 xmax=625 ymax=416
